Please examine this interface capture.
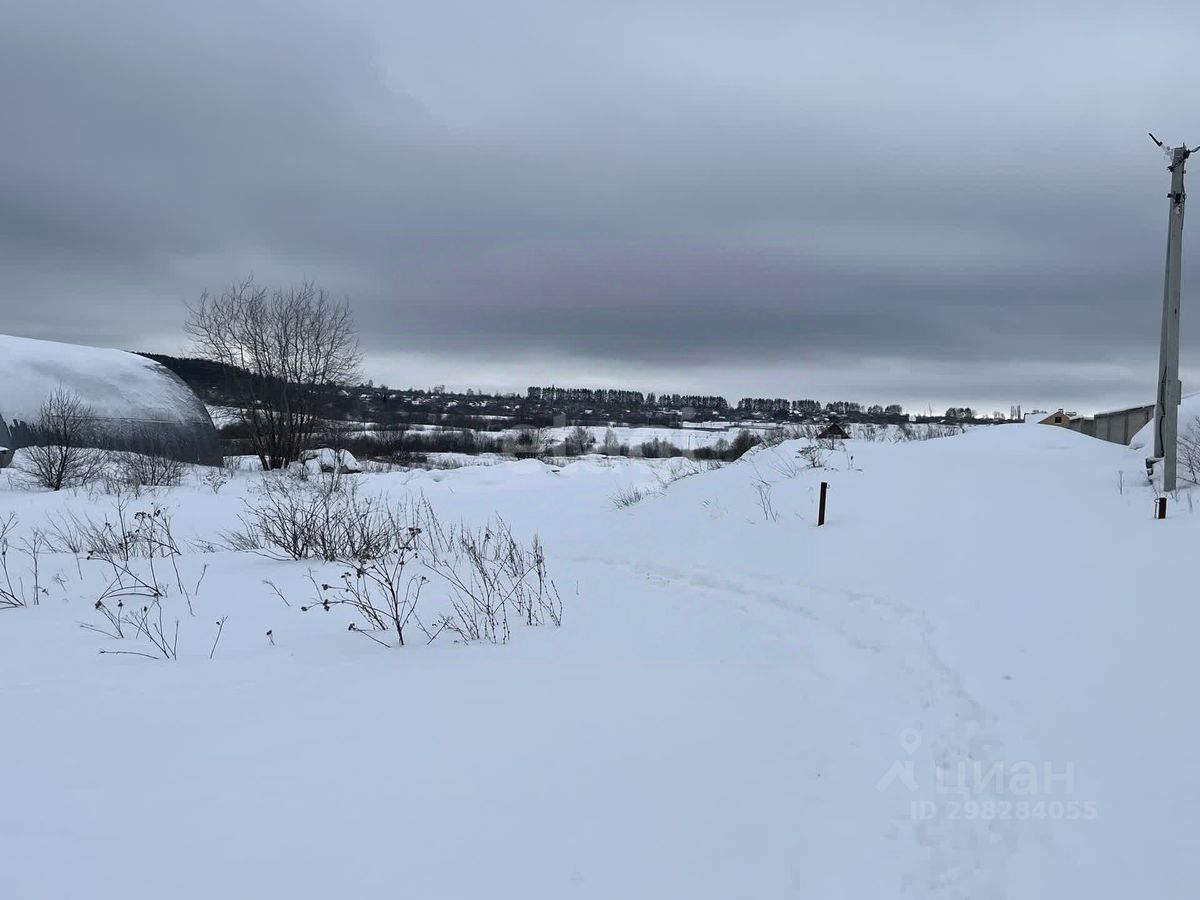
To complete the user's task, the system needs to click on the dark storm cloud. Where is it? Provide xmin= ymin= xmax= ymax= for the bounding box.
xmin=4 ymin=0 xmax=1200 ymax=410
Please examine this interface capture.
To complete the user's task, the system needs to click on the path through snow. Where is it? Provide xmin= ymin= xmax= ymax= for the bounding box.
xmin=0 ymin=426 xmax=1193 ymax=897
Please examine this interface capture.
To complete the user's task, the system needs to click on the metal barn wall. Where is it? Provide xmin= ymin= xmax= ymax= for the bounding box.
xmin=0 ymin=414 xmax=221 ymax=467
xmin=1067 ymin=417 xmax=1096 ymax=438
xmin=1080 ymin=404 xmax=1154 ymax=445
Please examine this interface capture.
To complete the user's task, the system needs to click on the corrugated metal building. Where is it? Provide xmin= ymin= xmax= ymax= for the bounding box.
xmin=0 ymin=333 xmax=221 ymax=466
xmin=1067 ymin=403 xmax=1154 ymax=445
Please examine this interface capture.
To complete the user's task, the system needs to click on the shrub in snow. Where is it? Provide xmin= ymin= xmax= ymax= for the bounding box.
xmin=610 ymin=484 xmax=650 ymax=508
xmin=856 ymin=423 xmax=881 ymax=441
xmin=1178 ymin=417 xmax=1200 ymax=485
xmin=16 ymin=389 xmax=106 ymax=491
xmin=285 ymin=460 xmax=310 ymax=480
xmin=47 ymin=492 xmax=181 ymax=563
xmin=798 ymin=444 xmax=828 ymax=469
xmin=511 ymin=427 xmax=549 ymax=459
xmin=223 ymin=476 xmax=394 ymax=562
xmin=728 ymin=429 xmax=763 ymax=459
xmin=418 ymin=508 xmax=562 ymax=642
xmin=562 ymin=426 xmax=596 ymax=457
xmin=200 ymin=465 xmax=231 ymax=494
xmin=304 ymin=527 xmax=425 ymax=648
xmin=108 ymin=449 xmax=186 ymax=490
xmin=0 ymin=514 xmax=48 ymax=609
xmin=890 ymin=422 xmax=963 ymax=442
xmin=638 ymin=437 xmax=684 ymax=459
xmin=601 ymin=427 xmax=621 ymax=456
xmin=299 ymin=500 xmax=562 ymax=647
xmin=50 ymin=500 xmax=199 ymax=660
xmin=610 ymin=460 xmax=716 ymax=509
xmin=752 ymin=478 xmax=778 ymax=523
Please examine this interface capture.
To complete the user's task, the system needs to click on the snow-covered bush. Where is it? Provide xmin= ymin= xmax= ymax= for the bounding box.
xmin=223 ymin=476 xmax=394 ymax=561
xmin=300 ymin=447 xmax=362 ymax=474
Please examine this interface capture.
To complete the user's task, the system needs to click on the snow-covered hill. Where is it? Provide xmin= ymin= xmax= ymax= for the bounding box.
xmin=0 ymin=425 xmax=1191 ymax=897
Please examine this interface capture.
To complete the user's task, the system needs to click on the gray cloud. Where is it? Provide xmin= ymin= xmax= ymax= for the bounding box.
xmin=4 ymin=0 xmax=1200 ymax=412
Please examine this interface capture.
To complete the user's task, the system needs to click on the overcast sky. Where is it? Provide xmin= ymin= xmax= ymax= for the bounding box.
xmin=5 ymin=0 xmax=1200 ymax=413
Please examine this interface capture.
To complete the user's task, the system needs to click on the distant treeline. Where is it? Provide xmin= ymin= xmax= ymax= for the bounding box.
xmin=527 ymin=386 xmax=728 ymax=410
xmin=526 ymin=386 xmax=910 ymax=417
xmin=142 ymin=353 xmax=994 ymax=431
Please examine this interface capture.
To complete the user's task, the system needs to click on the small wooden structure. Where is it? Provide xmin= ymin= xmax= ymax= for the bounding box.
xmin=1023 ymin=408 xmax=1074 ymax=428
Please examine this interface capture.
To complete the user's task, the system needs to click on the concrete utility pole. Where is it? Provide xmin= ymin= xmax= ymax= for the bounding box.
xmin=1150 ymin=135 xmax=1194 ymax=493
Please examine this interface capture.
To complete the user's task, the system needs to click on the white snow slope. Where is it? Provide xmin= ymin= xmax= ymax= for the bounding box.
xmin=1130 ymin=391 xmax=1200 ymax=451
xmin=0 ymin=333 xmax=212 ymax=426
xmin=0 ymin=425 xmax=1193 ymax=898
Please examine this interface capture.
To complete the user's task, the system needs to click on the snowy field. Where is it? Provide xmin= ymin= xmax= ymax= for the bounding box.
xmin=1 ymin=425 xmax=1193 ymax=897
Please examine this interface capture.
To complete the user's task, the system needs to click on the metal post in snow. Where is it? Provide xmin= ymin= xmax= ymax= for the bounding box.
xmin=818 ymin=481 xmax=828 ymax=526
xmin=1151 ymin=135 xmax=1193 ymax=493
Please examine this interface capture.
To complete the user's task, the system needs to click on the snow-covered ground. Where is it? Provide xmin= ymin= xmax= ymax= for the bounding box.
xmin=0 ymin=425 xmax=1191 ymax=897
xmin=509 ymin=423 xmax=785 ymax=449
xmin=210 ymin=408 xmax=956 ymax=453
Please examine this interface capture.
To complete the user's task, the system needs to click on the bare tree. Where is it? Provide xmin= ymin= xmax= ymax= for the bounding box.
xmin=601 ymin=427 xmax=621 ymax=456
xmin=563 ymin=425 xmax=595 ymax=457
xmin=186 ymin=278 xmax=360 ymax=470
xmin=18 ymin=388 xmax=106 ymax=490
xmin=1178 ymin=417 xmax=1200 ymax=484
xmin=512 ymin=426 xmax=549 ymax=459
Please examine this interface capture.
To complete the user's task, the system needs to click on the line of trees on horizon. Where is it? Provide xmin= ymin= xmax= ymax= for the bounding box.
xmin=148 ymin=277 xmax=1003 ymax=469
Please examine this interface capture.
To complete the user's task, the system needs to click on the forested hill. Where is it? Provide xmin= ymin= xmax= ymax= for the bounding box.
xmin=137 ymin=353 xmax=245 ymax=401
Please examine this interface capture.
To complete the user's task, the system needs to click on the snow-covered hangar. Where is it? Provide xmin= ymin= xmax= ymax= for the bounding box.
xmin=0 ymin=333 xmax=221 ymax=466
